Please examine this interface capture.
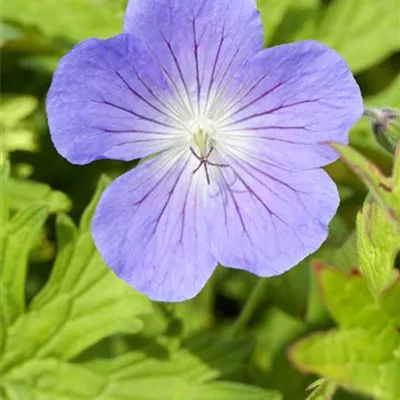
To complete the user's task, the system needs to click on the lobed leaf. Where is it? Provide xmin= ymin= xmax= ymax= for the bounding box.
xmin=1 ymin=215 xmax=151 ymax=372
xmin=0 ymin=177 xmax=151 ymax=378
xmin=0 ymin=176 xmax=277 ymax=400
xmin=290 ymin=265 xmax=400 ymax=399
xmin=0 ymin=205 xmax=48 ymax=325
xmin=357 ymin=197 xmax=399 ymax=297
xmin=2 ymin=346 xmax=281 ymax=400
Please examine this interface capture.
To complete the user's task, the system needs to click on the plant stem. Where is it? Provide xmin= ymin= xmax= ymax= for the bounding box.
xmin=229 ymin=278 xmax=268 ymax=338
xmin=363 ymin=106 xmax=378 ymax=119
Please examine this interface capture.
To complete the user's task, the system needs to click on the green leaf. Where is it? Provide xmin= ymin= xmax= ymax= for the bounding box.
xmin=185 ymin=332 xmax=255 ymax=379
xmin=257 ymin=0 xmax=293 ymax=45
xmin=252 ymin=307 xmax=311 ymax=399
xmin=201 ymin=382 xmax=281 ymax=400
xmin=0 ymin=162 xmax=10 ymax=226
xmin=316 ymin=266 xmax=399 ymax=331
xmin=305 ymin=228 xmax=358 ymax=327
xmin=2 ymin=218 xmax=150 ymax=371
xmin=330 ymin=232 xmax=358 ymax=272
xmin=0 ymin=175 xmax=282 ymax=399
xmin=3 ymin=346 xmax=281 ymax=400
xmin=0 ymin=96 xmax=39 ymax=161
xmin=272 ymin=0 xmax=320 ymax=45
xmin=0 ymin=96 xmax=38 ymax=130
xmin=393 ymin=142 xmax=400 ymax=199
xmin=1 ymin=0 xmax=125 ymax=43
xmin=0 ymin=204 xmax=48 ymax=325
xmin=290 ymin=265 xmax=400 ymax=399
xmin=0 ymin=171 xmax=47 ymax=355
xmin=254 ymin=307 xmax=307 ymax=372
xmin=1 ymin=178 xmax=151 ymax=374
xmin=1 ymin=130 xmax=38 ymax=160
xmin=357 ymin=197 xmax=399 ymax=297
xmin=0 ymin=23 xmax=24 ymax=47
xmin=79 ymin=174 xmax=111 ymax=232
xmin=307 ymin=0 xmax=400 ymax=73
xmin=267 ymin=260 xmax=309 ymax=318
xmin=8 ymin=177 xmax=72 ymax=213
xmin=305 ymin=379 xmax=337 ymax=400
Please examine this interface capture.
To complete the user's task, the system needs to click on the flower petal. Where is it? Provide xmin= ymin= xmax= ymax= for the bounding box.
xmin=208 ymin=153 xmax=339 ymax=275
xmin=47 ymin=34 xmax=187 ymax=165
xmin=92 ymin=152 xmax=217 ymax=302
xmin=215 ymin=40 xmax=363 ymax=169
xmin=123 ymin=0 xmax=263 ymax=116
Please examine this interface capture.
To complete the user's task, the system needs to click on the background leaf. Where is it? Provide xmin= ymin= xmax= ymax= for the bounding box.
xmin=298 ymin=0 xmax=400 ymax=73
xmin=257 ymin=0 xmax=293 ymax=45
xmin=357 ymin=197 xmax=399 ymax=296
xmin=1 ymin=183 xmax=151 ymax=374
xmin=3 ymin=351 xmax=281 ymax=400
xmin=1 ymin=0 xmax=125 ymax=44
xmin=290 ymin=265 xmax=400 ymax=399
xmin=8 ymin=177 xmax=72 ymax=213
xmin=0 ymin=204 xmax=48 ymax=324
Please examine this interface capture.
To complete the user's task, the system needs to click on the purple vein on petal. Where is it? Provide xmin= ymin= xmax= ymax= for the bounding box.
xmin=159 ymin=29 xmax=196 ymax=116
xmin=131 ymin=156 xmax=188 ymax=212
xmin=178 ymin=172 xmax=194 ymax=243
xmin=217 ymin=80 xmax=288 ymax=124
xmin=141 ymin=33 xmax=194 ymax=117
xmin=130 ymin=65 xmax=185 ymax=121
xmin=219 ymin=170 xmax=254 ymax=245
xmin=220 ymin=99 xmax=319 ymax=128
xmin=192 ymin=17 xmax=202 ymax=115
xmin=114 ymin=70 xmax=188 ymax=131
xmin=225 ymin=161 xmax=295 ymax=232
xmin=127 ymin=156 xmax=181 ymax=196
xmin=91 ymin=98 xmax=178 ymax=130
xmin=202 ymin=23 xmax=226 ymax=115
xmin=226 ymin=146 xmax=319 ymax=197
xmin=213 ymin=69 xmax=275 ymax=120
xmin=88 ymin=126 xmax=184 ymax=136
xmin=206 ymin=45 xmax=243 ymax=117
xmin=230 ymin=156 xmax=295 ymax=206
xmin=219 ymin=129 xmax=315 ymax=145
xmin=149 ymin=158 xmax=191 ymax=236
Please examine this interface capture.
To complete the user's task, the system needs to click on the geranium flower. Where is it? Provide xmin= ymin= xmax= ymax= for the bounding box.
xmin=47 ymin=0 xmax=363 ymax=301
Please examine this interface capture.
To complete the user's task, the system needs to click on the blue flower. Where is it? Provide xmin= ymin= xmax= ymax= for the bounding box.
xmin=47 ymin=0 xmax=363 ymax=301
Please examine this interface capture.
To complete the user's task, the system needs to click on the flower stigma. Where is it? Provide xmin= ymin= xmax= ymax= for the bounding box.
xmin=188 ymin=118 xmax=228 ymax=184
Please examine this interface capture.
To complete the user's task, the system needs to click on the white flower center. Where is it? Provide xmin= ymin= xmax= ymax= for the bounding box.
xmin=187 ymin=117 xmax=217 ymax=157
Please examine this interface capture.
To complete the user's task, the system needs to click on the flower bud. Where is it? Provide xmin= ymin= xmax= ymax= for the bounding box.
xmin=364 ymin=107 xmax=400 ymax=154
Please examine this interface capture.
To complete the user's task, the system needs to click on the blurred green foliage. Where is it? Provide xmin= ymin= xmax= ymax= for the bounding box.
xmin=290 ymin=265 xmax=400 ymax=400
xmin=1 ymin=0 xmax=399 ymax=399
